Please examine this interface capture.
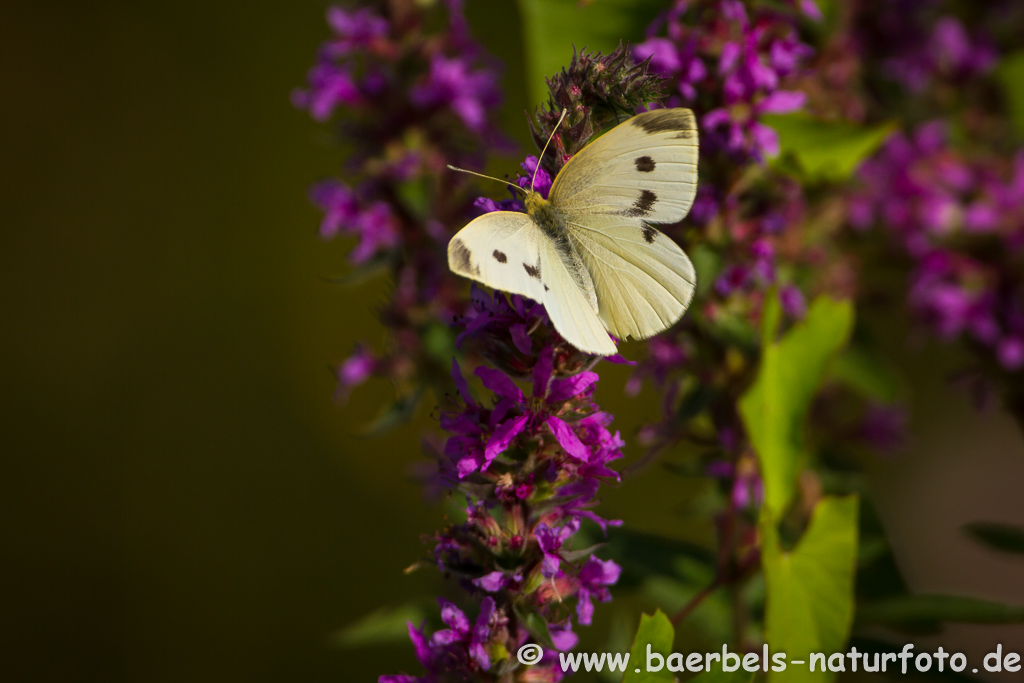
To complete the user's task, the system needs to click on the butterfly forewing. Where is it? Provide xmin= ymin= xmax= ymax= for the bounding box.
xmin=549 ymin=108 xmax=698 ymax=226
xmin=447 ymin=211 xmax=616 ymax=355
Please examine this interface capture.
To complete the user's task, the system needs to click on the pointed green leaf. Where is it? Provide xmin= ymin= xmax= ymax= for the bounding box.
xmin=622 ymin=610 xmax=674 ymax=683
xmin=964 ymin=521 xmax=1024 ymax=555
xmin=829 ymin=345 xmax=903 ymax=403
xmin=740 ymin=296 xmax=854 ymax=512
xmin=514 ymin=603 xmax=557 ymax=650
xmin=516 ymin=0 xmax=664 ymax=108
xmin=332 ymin=603 xmax=427 ymax=648
xmin=763 ymin=496 xmax=859 ymax=683
xmin=763 ymin=113 xmax=897 ymax=182
xmin=997 ymin=51 xmax=1024 ymax=138
xmin=359 ymin=387 xmax=423 ymax=435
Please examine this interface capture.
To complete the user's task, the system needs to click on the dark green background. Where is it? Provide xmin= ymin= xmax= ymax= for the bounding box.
xmin=2 ymin=2 xmax=1022 ymax=681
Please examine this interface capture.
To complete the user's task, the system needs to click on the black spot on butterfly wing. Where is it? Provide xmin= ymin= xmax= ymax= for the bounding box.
xmin=622 ymin=189 xmax=658 ymax=218
xmin=523 ymin=262 xmax=541 ymax=280
xmin=493 ymin=250 xmax=507 ymax=263
xmin=631 ymin=109 xmax=696 ymax=140
xmin=635 ymin=155 xmax=656 ymax=172
xmin=450 ymin=238 xmax=479 ymax=275
xmin=641 ymin=226 xmax=658 ymax=243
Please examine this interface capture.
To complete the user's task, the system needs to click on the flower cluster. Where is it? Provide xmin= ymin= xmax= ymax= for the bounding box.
xmin=855 ymin=3 xmax=996 ymax=93
xmin=628 ymin=2 xmax=824 ymax=405
xmin=636 ymin=0 xmax=814 ymax=162
xmin=294 ymin=1 xmax=506 ymax=404
xmin=851 ymin=123 xmax=1024 ymax=370
xmin=383 ymin=294 xmax=624 ymax=683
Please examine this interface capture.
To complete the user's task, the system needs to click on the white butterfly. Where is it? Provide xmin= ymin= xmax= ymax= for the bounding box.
xmin=447 ymin=108 xmax=699 ymax=356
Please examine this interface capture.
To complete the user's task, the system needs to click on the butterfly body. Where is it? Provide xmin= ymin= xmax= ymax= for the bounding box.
xmin=448 ymin=108 xmax=699 ymax=356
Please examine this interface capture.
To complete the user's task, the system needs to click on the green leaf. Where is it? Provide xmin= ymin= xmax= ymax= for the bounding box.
xmin=514 ymin=603 xmax=557 ymax=650
xmin=603 ymin=527 xmax=714 ymax=586
xmin=856 ymin=594 xmax=1024 ymax=627
xmin=423 ymin=322 xmax=456 ymax=364
xmin=763 ymin=496 xmax=859 ymax=683
xmin=622 ymin=610 xmax=675 ymax=683
xmin=516 ymin=0 xmax=664 ymax=108
xmin=828 ymin=345 xmax=902 ymax=403
xmin=997 ymin=50 xmax=1024 ymax=138
xmin=359 ymin=387 xmax=423 ymax=435
xmin=331 ymin=603 xmax=426 ymax=648
xmin=739 ymin=296 xmax=854 ymax=513
xmin=763 ymin=113 xmax=897 ymax=182
xmin=964 ymin=521 xmax=1024 ymax=555
xmin=643 ymin=574 xmax=733 ymax=645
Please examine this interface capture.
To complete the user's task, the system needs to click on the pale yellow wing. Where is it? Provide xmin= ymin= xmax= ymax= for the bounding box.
xmin=447 ymin=211 xmax=617 ymax=355
xmin=564 ymin=213 xmax=696 ymax=342
xmin=549 ymin=108 xmax=698 ymax=225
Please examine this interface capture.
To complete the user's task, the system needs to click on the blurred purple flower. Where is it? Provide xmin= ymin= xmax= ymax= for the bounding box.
xmin=411 ymin=54 xmax=501 ymax=132
xmin=308 ymin=180 xmax=399 ymax=262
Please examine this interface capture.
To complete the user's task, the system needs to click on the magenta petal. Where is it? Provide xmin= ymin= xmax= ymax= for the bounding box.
xmin=547 ymin=371 xmax=599 ymax=403
xmin=485 ymin=414 xmax=529 ymax=462
xmin=549 ymin=624 xmax=578 ymax=652
xmin=749 ymin=122 xmax=780 ymax=158
xmin=510 ymin=323 xmax=532 ymax=354
xmin=532 ymin=346 xmax=555 ymax=397
xmin=758 ymin=90 xmax=806 ymax=114
xmin=580 ymin=557 xmax=622 ymax=587
xmin=429 ymin=628 xmax=461 ymax=647
xmin=438 ymin=599 xmax=469 ymax=633
xmin=541 ymin=552 xmax=561 ymax=577
xmin=545 ymin=416 xmax=590 ymax=460
xmin=457 ymin=455 xmax=482 ymax=478
xmin=451 ymin=358 xmax=474 ymax=405
xmin=576 ymin=588 xmax=595 ymax=626
xmin=408 ymin=622 xmax=431 ymax=666
xmin=474 ymin=366 xmax=524 ymax=401
xmin=473 ymin=571 xmax=505 ymax=592
xmin=469 ymin=641 xmax=491 ymax=670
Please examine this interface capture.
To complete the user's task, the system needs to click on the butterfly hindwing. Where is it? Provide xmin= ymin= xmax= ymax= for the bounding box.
xmin=562 ymin=212 xmax=696 ymax=342
xmin=535 ymin=237 xmax=617 ymax=356
xmin=549 ymin=108 xmax=698 ymax=226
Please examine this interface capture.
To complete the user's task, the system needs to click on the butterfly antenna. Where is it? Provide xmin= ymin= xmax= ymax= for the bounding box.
xmin=446 ymin=165 xmax=527 ymax=195
xmin=531 ymin=108 xmax=568 ymax=192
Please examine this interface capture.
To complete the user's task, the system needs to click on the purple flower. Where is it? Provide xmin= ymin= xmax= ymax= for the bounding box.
xmin=292 ymin=60 xmax=362 ymax=121
xmin=468 ymin=350 xmax=599 ymax=473
xmin=411 ymin=54 xmax=501 ymax=132
xmin=779 ymin=285 xmax=807 ymax=319
xmin=535 ymin=519 xmax=580 ymax=577
xmin=323 ymin=6 xmax=389 ymax=58
xmin=334 ymin=344 xmax=378 ymax=401
xmin=998 ymin=337 xmax=1024 ymax=371
xmin=309 ymin=180 xmax=400 ymax=262
xmin=576 ymin=557 xmax=621 ymax=625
